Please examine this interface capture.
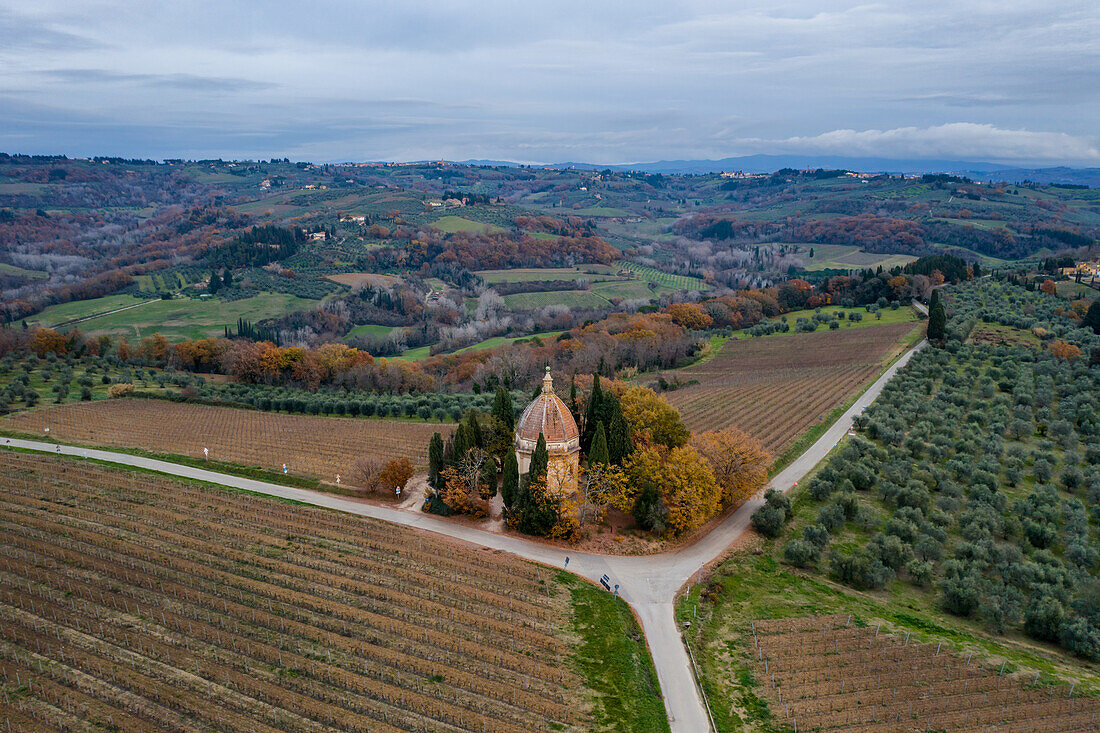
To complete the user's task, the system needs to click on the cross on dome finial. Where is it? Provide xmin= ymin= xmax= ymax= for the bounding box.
xmin=542 ymin=366 xmax=554 ymax=394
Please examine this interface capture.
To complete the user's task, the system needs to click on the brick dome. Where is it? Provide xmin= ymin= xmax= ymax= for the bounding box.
xmin=515 ymin=368 xmax=580 ymax=454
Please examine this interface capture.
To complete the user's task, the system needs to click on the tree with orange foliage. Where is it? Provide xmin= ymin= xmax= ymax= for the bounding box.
xmin=691 ymin=427 xmax=771 ymax=509
xmin=1040 ymin=280 xmax=1057 ymax=295
xmin=31 ymin=327 xmax=67 ymax=357
xmin=887 ymin=275 xmax=909 ymax=297
xmin=1048 ymin=341 xmax=1081 ymax=360
xmin=666 ymin=302 xmax=713 ymax=330
xmin=378 ymin=458 xmax=414 ymax=497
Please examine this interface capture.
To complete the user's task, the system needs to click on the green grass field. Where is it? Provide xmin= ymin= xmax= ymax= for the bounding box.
xmin=432 ymin=215 xmax=508 ymax=234
xmin=344 ymin=323 xmax=397 ymax=340
xmin=28 ymin=294 xmax=145 ymax=327
xmin=399 ymin=330 xmax=566 ymax=361
xmin=30 ymin=293 xmax=318 ymax=341
xmin=1056 ymin=280 xmax=1098 ymax=299
xmin=503 ymin=290 xmax=610 ymax=310
xmin=796 ymin=244 xmax=918 ymax=272
xmin=591 ymin=279 xmax=661 ymax=301
xmin=568 ymin=206 xmax=634 ymax=217
xmin=734 ymin=304 xmax=920 ymax=339
xmin=0 ymin=262 xmax=49 ymax=280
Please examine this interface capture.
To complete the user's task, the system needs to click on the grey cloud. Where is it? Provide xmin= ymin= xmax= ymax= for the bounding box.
xmin=0 ymin=8 xmax=105 ymax=51
xmin=38 ymin=69 xmax=276 ymax=92
xmin=1 ymin=1 xmax=1098 ymax=164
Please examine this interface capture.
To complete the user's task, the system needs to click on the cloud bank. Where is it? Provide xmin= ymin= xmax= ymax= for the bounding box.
xmin=0 ymin=1 xmax=1097 ymax=164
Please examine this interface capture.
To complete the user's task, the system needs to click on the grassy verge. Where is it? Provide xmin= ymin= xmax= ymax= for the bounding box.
xmin=559 ymin=572 xmax=670 ymax=732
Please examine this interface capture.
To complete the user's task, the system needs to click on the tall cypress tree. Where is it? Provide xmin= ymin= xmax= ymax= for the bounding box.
xmin=491 ymin=387 xmax=514 ymax=458
xmin=428 ymin=432 xmax=444 ymax=489
xmin=501 ymin=450 xmax=519 ymax=508
xmin=464 ymin=411 xmax=483 ymax=449
xmin=492 ymin=387 xmax=514 ymax=433
xmin=452 ymin=422 xmax=471 ymax=463
xmin=581 ymin=374 xmax=603 ymax=452
xmin=588 ymin=421 xmax=609 ymax=465
xmin=928 ymin=289 xmax=947 ymax=342
xmin=569 ymin=376 xmax=580 ymax=424
xmin=598 ymin=391 xmax=621 ymax=434
xmin=608 ymin=409 xmax=632 ymax=465
xmin=516 ymin=433 xmax=549 ymax=523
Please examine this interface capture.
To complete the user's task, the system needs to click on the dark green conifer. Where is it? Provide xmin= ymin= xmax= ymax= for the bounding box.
xmin=608 ymin=409 xmax=633 ymax=464
xmin=428 ymin=432 xmax=444 ymax=489
xmin=581 ymin=374 xmax=603 ymax=452
xmin=501 ymin=450 xmax=519 ymax=508
xmin=588 ymin=421 xmax=609 ymax=466
xmin=928 ymin=289 xmax=947 ymax=342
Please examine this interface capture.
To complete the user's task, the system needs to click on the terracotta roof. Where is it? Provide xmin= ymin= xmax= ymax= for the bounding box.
xmin=516 ymin=369 xmax=579 ymax=445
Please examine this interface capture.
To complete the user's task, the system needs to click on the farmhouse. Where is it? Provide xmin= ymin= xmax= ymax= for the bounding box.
xmin=515 ymin=368 xmax=580 ymax=496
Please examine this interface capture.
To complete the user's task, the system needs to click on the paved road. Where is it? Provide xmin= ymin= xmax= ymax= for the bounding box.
xmin=3 ymin=337 xmax=925 ymax=732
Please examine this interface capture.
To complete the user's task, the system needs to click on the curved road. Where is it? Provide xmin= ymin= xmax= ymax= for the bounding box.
xmin=3 ymin=337 xmax=925 ymax=732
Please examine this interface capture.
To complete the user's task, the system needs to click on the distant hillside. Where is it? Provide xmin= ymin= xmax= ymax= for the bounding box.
xmin=458 ymin=155 xmax=1100 ymax=186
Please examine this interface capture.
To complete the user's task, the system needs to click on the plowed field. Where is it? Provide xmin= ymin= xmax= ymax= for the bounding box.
xmin=0 ymin=451 xmax=584 ymax=732
xmin=749 ymin=614 xmax=1098 ymax=732
xmin=653 ymin=322 xmax=919 ymax=455
xmin=3 ymin=399 xmax=450 ymax=486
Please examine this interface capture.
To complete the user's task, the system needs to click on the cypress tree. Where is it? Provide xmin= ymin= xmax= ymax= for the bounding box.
xmin=491 ymin=386 xmax=514 ymax=433
xmin=608 ymin=409 xmax=633 ymax=465
xmin=464 ymin=411 xmax=483 ymax=449
xmin=501 ymin=450 xmax=519 ymax=508
xmin=928 ymin=289 xmax=947 ymax=342
xmin=221 ymin=268 xmax=233 ymax=288
xmin=452 ymin=422 xmax=471 ymax=462
xmin=598 ymin=391 xmax=621 ymax=434
xmin=208 ymin=270 xmax=221 ymax=294
xmin=518 ymin=434 xmax=558 ymax=535
xmin=527 ymin=434 xmax=548 ymax=484
xmin=588 ymin=421 xmax=609 ymax=466
xmin=581 ymin=374 xmax=603 ymax=452
xmin=569 ymin=376 xmax=580 ymax=423
xmin=515 ymin=434 xmax=549 ymax=524
xmin=491 ymin=387 xmax=514 ymax=457
xmin=428 ymin=432 xmax=444 ymax=489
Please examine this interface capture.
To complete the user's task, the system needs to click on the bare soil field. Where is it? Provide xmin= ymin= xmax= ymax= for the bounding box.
xmin=652 ymin=322 xmax=919 ymax=456
xmin=750 ymin=614 xmax=1097 ymax=731
xmin=0 ymin=451 xmax=583 ymax=732
xmin=3 ymin=399 xmax=450 ymax=487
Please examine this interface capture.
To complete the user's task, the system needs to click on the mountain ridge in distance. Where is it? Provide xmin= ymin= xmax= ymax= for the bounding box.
xmin=455 ymin=154 xmax=1100 ymax=186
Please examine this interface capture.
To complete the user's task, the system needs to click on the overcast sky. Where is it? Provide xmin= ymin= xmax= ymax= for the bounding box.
xmin=2 ymin=1 xmax=1098 ymax=165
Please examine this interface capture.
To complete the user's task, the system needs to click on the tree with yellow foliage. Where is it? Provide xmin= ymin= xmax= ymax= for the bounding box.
xmin=621 ymin=443 xmax=721 ymax=535
xmin=619 ymin=385 xmax=689 ymax=449
xmin=691 ymin=427 xmax=771 ymax=509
